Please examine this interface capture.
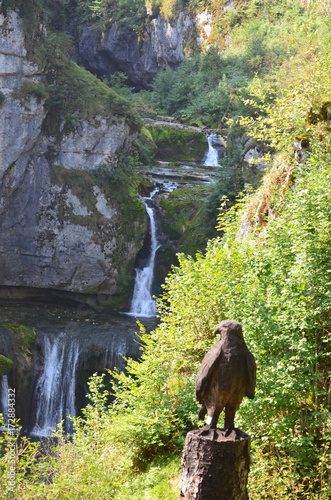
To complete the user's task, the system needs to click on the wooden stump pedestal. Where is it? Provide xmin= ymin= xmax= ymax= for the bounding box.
xmin=179 ymin=428 xmax=250 ymax=500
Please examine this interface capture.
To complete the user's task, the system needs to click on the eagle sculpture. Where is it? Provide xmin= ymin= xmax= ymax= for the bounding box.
xmin=195 ymin=320 xmax=256 ymax=430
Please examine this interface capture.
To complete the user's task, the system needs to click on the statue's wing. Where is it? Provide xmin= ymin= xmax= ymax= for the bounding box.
xmin=195 ymin=341 xmax=222 ymax=403
xmin=245 ymin=350 xmax=256 ymax=399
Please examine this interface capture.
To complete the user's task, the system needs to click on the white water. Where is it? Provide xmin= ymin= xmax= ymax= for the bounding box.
xmin=0 ymin=375 xmax=9 ymax=427
xmin=31 ymin=333 xmax=79 ymax=437
xmin=203 ymin=133 xmax=219 ymax=166
xmin=105 ymin=336 xmax=127 ymax=373
xmin=129 ymin=188 xmax=160 ymax=318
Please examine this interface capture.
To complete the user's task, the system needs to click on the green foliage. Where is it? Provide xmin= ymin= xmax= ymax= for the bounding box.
xmin=0 ymin=355 xmax=13 ymax=376
xmin=76 ymin=0 xmax=147 ymax=32
xmin=3 ymin=151 xmax=331 ymax=498
xmin=239 ymin=39 xmax=331 ymax=155
xmin=159 ymin=168 xmax=244 ymax=255
xmin=75 ymin=0 xmax=188 ymax=31
xmin=13 ymin=80 xmax=49 ymax=103
xmin=43 ymin=59 xmax=140 ymax=135
xmin=148 ymin=125 xmax=207 ymax=161
xmin=152 ymin=0 xmax=331 ymax=134
xmin=101 ymin=144 xmax=331 ymax=497
xmin=1 ymin=323 xmax=36 ymax=355
xmin=2 ymin=1 xmax=331 ymax=498
xmin=2 ymin=1 xmax=141 ymax=135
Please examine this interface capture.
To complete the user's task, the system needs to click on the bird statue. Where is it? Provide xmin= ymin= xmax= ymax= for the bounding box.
xmin=195 ymin=320 xmax=256 ymax=430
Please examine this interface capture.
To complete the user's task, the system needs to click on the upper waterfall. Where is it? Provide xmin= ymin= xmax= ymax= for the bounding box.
xmin=203 ymin=133 xmax=220 ymax=167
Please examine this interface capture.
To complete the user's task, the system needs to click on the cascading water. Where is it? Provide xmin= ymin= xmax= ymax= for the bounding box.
xmin=0 ymin=375 xmax=9 ymax=427
xmin=203 ymin=133 xmax=219 ymax=167
xmin=104 ymin=336 xmax=127 ymax=373
xmin=129 ymin=188 xmax=160 ymax=318
xmin=31 ymin=333 xmax=79 ymax=437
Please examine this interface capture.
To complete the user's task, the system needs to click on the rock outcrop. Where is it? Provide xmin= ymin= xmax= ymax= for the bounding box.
xmin=77 ymin=12 xmax=199 ymax=89
xmin=0 ymin=8 xmax=146 ymax=307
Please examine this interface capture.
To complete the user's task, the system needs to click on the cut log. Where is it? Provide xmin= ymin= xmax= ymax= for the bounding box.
xmin=179 ymin=428 xmax=250 ymax=500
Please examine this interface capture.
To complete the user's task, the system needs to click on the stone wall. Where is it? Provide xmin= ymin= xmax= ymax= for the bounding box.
xmin=0 ymin=8 xmax=146 ymax=307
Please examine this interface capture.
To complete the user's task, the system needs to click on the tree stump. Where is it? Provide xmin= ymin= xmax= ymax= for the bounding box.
xmin=179 ymin=428 xmax=250 ymax=500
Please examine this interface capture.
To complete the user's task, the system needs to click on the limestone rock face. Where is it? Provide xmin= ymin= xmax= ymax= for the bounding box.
xmin=0 ymin=9 xmax=145 ymax=306
xmin=77 ymin=12 xmax=198 ymax=88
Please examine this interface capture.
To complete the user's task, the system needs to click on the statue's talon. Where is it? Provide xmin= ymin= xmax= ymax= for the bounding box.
xmin=225 ymin=427 xmax=234 ymax=437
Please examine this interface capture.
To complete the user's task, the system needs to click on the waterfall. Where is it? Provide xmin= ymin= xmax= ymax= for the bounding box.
xmin=0 ymin=375 xmax=9 ymax=428
xmin=104 ymin=336 xmax=127 ymax=373
xmin=129 ymin=188 xmax=160 ymax=318
xmin=203 ymin=133 xmax=219 ymax=167
xmin=31 ymin=333 xmax=79 ymax=437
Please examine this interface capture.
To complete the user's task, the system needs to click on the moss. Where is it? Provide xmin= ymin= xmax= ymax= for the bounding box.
xmin=159 ymin=186 xmax=213 ymax=254
xmin=49 ymin=164 xmax=148 ymax=307
xmin=148 ymin=126 xmax=208 ymax=161
xmin=43 ymin=59 xmax=141 ymax=136
xmin=0 ymin=355 xmax=14 ymax=376
xmin=50 ymin=164 xmax=146 ymax=249
xmin=0 ymin=323 xmax=36 ymax=356
xmin=13 ymin=80 xmax=49 ymax=103
xmin=50 ymin=166 xmax=98 ymax=214
xmin=141 ymin=127 xmax=154 ymax=142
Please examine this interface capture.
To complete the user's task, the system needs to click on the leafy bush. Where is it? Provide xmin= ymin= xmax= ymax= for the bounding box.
xmin=104 ymin=143 xmax=331 ymax=497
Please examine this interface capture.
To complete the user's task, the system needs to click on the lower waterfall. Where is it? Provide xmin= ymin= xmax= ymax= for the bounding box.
xmin=129 ymin=188 xmax=160 ymax=318
xmin=31 ymin=333 xmax=79 ymax=437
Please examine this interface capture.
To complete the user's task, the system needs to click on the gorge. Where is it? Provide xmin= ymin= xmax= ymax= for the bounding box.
xmin=0 ymin=3 xmax=227 ymax=432
xmin=1 ymin=1 xmax=330 ymax=498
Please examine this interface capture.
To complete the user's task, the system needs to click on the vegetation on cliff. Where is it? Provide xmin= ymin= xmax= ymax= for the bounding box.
xmin=0 ymin=356 xmax=13 ymax=376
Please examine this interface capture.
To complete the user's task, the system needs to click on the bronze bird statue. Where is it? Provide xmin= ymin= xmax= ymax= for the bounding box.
xmin=195 ymin=320 xmax=256 ymax=430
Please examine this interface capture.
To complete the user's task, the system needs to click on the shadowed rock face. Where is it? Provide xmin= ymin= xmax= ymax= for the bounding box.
xmin=77 ymin=13 xmax=197 ymax=89
xmin=0 ymin=9 xmax=145 ymax=306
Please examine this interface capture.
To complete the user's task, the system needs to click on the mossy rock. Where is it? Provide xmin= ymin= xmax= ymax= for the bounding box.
xmin=154 ymin=246 xmax=179 ymax=294
xmin=306 ymin=102 xmax=331 ymax=126
xmin=295 ymin=133 xmax=310 ymax=149
xmin=0 ymin=355 xmax=14 ymax=376
xmin=0 ymin=323 xmax=36 ymax=356
xmin=158 ymin=186 xmax=213 ymax=254
xmin=148 ymin=126 xmax=207 ymax=162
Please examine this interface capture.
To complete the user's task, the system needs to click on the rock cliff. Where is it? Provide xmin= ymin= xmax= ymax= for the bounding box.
xmin=0 ymin=7 xmax=146 ymax=307
xmin=77 ymin=11 xmax=203 ymax=89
